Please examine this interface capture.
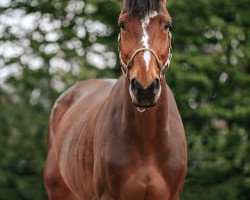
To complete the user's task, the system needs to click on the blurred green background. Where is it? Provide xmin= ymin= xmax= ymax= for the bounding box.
xmin=0 ymin=0 xmax=249 ymax=199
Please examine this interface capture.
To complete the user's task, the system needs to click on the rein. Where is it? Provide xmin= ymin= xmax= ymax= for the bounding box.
xmin=118 ymin=31 xmax=172 ymax=79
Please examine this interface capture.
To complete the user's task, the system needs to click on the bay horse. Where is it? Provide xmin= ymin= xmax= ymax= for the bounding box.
xmin=44 ymin=0 xmax=187 ymax=199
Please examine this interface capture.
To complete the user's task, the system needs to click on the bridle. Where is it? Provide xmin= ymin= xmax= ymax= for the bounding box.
xmin=118 ymin=31 xmax=172 ymax=79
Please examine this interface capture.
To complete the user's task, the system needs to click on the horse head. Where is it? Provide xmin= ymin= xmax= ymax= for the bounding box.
xmin=118 ymin=0 xmax=172 ymax=108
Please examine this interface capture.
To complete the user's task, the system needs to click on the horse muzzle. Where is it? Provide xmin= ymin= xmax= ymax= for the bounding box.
xmin=129 ymin=78 xmax=161 ymax=108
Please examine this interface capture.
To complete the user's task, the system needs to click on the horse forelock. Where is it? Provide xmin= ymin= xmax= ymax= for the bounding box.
xmin=124 ymin=0 xmax=161 ymax=18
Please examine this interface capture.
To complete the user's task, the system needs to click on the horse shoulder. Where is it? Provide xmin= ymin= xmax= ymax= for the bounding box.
xmin=49 ymin=79 xmax=116 ymax=199
xmin=165 ymin=84 xmax=187 ymax=194
xmin=165 ymin=83 xmax=186 ymax=141
xmin=49 ymin=79 xmax=116 ymax=138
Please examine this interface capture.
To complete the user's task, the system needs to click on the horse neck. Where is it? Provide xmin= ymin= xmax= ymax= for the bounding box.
xmin=118 ymin=76 xmax=169 ymax=140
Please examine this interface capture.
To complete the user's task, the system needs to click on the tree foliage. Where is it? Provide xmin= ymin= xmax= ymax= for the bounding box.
xmin=167 ymin=0 xmax=250 ymax=199
xmin=0 ymin=0 xmax=249 ymax=199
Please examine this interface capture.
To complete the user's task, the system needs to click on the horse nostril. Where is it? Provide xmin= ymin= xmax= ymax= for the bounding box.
xmin=131 ymin=78 xmax=143 ymax=94
xmin=131 ymin=78 xmax=137 ymax=92
xmin=155 ymin=78 xmax=160 ymax=88
xmin=152 ymin=78 xmax=160 ymax=94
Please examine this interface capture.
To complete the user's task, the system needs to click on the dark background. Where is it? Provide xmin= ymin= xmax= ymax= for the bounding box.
xmin=0 ymin=0 xmax=249 ymax=199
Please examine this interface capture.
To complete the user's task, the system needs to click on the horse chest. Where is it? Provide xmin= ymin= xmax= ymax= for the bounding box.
xmin=103 ymin=143 xmax=185 ymax=200
xmin=120 ymin=165 xmax=170 ymax=200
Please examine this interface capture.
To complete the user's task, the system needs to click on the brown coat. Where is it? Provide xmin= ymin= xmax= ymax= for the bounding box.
xmin=44 ymin=76 xmax=187 ymax=200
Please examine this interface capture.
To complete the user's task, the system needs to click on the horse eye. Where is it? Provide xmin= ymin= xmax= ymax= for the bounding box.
xmin=119 ymin=22 xmax=126 ymax=30
xmin=164 ymin=23 xmax=172 ymax=31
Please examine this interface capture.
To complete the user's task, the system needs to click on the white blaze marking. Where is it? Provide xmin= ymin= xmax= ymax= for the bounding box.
xmin=141 ymin=11 xmax=158 ymax=71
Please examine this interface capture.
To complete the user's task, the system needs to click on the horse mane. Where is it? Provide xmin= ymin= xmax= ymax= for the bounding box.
xmin=124 ymin=0 xmax=161 ymax=17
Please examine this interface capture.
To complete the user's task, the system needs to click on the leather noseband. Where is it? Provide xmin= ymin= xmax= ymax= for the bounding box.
xmin=118 ymin=31 xmax=172 ymax=79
